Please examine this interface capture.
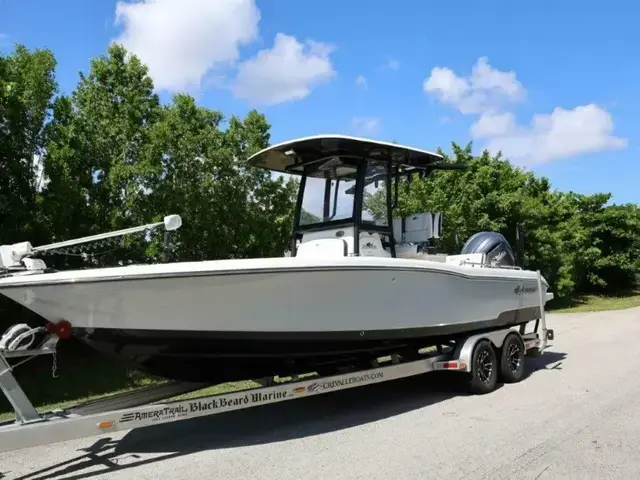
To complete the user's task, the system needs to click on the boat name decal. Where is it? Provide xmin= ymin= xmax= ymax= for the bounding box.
xmin=514 ymin=285 xmax=537 ymax=295
xmin=119 ymin=391 xmax=290 ymax=423
xmin=118 ymin=372 xmax=385 ymax=424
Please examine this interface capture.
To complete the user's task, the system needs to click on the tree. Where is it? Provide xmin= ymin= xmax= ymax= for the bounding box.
xmin=0 ymin=45 xmax=57 ymax=245
xmin=142 ymin=95 xmax=296 ymax=261
xmin=39 ymin=44 xmax=296 ymax=266
xmin=556 ymin=194 xmax=640 ymax=294
xmin=36 ymin=44 xmax=161 ymax=269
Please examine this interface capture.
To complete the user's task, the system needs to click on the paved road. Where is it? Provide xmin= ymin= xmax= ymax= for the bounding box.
xmin=2 ymin=307 xmax=640 ymax=480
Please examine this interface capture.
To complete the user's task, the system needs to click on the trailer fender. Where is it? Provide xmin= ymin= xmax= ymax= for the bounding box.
xmin=455 ymin=329 xmax=521 ymax=373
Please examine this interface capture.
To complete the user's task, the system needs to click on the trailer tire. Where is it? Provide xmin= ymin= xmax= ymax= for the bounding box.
xmin=499 ymin=334 xmax=525 ymax=383
xmin=468 ymin=340 xmax=498 ymax=394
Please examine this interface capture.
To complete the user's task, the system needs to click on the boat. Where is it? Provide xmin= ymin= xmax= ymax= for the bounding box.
xmin=0 ymin=135 xmax=553 ymax=383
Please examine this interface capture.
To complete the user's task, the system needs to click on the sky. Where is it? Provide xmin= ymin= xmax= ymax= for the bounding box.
xmin=1 ymin=0 xmax=638 ymax=205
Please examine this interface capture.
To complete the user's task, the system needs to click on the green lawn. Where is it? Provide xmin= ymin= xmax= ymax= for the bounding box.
xmin=0 ymin=341 xmax=312 ymax=421
xmin=0 ymin=347 xmax=161 ymax=421
xmin=547 ymin=290 xmax=640 ymax=314
xmin=0 ymin=364 xmax=263 ymax=422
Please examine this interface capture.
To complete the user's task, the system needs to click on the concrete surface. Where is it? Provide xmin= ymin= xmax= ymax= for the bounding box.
xmin=2 ymin=307 xmax=640 ymax=479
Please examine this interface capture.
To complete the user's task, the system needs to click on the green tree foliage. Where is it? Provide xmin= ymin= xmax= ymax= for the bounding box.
xmin=555 ymin=194 xmax=640 ymax=295
xmin=36 ymin=44 xmax=295 ymax=267
xmin=39 ymin=44 xmax=161 ymax=267
xmin=142 ymin=94 xmax=296 ymax=261
xmin=0 ymin=45 xmax=57 ymax=245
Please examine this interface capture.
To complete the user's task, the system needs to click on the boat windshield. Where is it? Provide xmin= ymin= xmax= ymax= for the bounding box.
xmin=362 ymin=160 xmax=389 ymax=226
xmin=300 ymin=176 xmax=355 ymax=225
xmin=298 ymin=158 xmax=391 ymax=227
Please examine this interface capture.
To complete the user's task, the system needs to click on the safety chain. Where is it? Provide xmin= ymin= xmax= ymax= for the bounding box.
xmin=51 ymin=350 xmax=58 ymax=378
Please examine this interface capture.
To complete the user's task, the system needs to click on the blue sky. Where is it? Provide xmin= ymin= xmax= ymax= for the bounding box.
xmin=1 ymin=0 xmax=638 ymax=204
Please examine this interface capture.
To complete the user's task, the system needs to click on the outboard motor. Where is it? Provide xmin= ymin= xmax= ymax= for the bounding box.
xmin=460 ymin=232 xmax=516 ymax=268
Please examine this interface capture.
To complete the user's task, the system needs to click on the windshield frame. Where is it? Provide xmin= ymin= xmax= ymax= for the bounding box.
xmin=290 ymin=157 xmax=397 ymax=257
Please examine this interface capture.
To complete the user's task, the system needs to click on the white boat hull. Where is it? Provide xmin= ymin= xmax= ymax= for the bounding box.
xmin=0 ymin=256 xmax=549 ymax=382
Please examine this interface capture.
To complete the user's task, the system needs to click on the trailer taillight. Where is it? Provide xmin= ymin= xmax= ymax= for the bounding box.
xmin=442 ymin=361 xmax=466 ymax=370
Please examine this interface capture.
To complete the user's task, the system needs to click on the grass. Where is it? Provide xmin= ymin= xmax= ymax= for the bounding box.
xmin=0 ymin=338 xmax=320 ymax=422
xmin=0 ymin=348 xmax=405 ymax=422
xmin=0 ymin=343 xmax=161 ymax=421
xmin=547 ymin=290 xmax=640 ymax=314
xmin=0 ymin=360 xmax=263 ymax=422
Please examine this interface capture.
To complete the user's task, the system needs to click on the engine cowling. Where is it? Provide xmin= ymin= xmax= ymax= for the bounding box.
xmin=460 ymin=231 xmax=516 ymax=267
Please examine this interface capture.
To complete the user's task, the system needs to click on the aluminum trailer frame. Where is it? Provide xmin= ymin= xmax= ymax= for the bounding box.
xmin=0 ymin=274 xmax=554 ymax=453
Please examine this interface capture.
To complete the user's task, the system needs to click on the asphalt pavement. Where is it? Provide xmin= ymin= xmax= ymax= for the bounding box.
xmin=2 ymin=307 xmax=640 ymax=479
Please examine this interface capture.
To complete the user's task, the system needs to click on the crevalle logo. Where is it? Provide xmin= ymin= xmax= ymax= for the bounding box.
xmin=514 ymin=285 xmax=538 ymax=295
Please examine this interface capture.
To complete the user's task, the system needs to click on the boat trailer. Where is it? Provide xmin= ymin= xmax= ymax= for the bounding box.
xmin=0 ymin=272 xmax=554 ymax=453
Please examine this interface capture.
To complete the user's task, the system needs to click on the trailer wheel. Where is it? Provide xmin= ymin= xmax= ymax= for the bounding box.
xmin=499 ymin=334 xmax=525 ymax=383
xmin=468 ymin=340 xmax=498 ymax=394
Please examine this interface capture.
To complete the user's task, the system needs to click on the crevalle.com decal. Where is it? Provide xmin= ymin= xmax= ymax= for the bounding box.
xmin=302 ymin=371 xmax=384 ymax=394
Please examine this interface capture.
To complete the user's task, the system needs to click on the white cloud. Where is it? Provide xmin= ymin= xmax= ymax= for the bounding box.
xmin=475 ymin=105 xmax=627 ymax=165
xmin=113 ymin=0 xmax=260 ymax=91
xmin=232 ymin=33 xmax=335 ymax=106
xmin=383 ymin=59 xmax=400 ymax=71
xmin=355 ymin=75 xmax=368 ymax=89
xmin=470 ymin=111 xmax=516 ymax=138
xmin=423 ymin=57 xmax=525 ymax=114
xmin=424 ymin=57 xmax=627 ymax=165
xmin=351 ymin=117 xmax=381 ymax=135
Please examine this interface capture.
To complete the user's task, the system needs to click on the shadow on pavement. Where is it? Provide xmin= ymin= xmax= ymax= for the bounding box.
xmin=10 ymin=350 xmax=567 ymax=480
xmin=524 ymin=348 xmax=566 ymax=377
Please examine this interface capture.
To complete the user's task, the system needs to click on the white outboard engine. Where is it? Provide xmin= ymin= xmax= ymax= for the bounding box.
xmin=460 ymin=231 xmax=517 ymax=268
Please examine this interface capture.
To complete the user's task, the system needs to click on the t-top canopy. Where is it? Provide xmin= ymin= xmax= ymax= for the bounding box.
xmin=247 ymin=134 xmax=459 ymax=178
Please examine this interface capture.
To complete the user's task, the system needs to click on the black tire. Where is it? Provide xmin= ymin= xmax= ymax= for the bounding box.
xmin=500 ymin=334 xmax=526 ymax=383
xmin=468 ymin=340 xmax=498 ymax=394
